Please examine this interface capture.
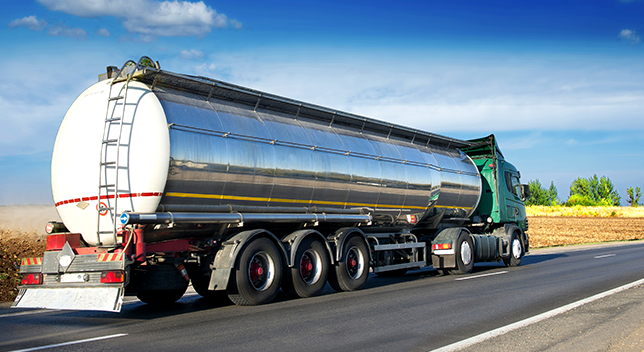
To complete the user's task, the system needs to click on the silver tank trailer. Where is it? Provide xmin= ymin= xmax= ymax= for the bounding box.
xmin=52 ymin=65 xmax=481 ymax=245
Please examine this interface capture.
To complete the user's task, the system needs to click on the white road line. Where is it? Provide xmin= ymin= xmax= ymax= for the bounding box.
xmin=430 ymin=277 xmax=644 ymax=352
xmin=594 ymin=254 xmax=616 ymax=259
xmin=8 ymin=333 xmax=128 ymax=352
xmin=454 ymin=271 xmax=508 ymax=281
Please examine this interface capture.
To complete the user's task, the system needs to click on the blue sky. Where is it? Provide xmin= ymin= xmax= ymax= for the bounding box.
xmin=1 ymin=0 xmax=643 ymax=205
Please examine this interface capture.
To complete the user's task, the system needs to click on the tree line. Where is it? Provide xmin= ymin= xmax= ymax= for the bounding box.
xmin=526 ymin=175 xmax=641 ymax=207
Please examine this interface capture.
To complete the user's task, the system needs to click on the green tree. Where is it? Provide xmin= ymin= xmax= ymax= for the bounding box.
xmin=548 ymin=181 xmax=559 ymax=205
xmin=567 ymin=175 xmax=621 ymax=206
xmin=526 ymin=180 xmax=559 ymax=206
xmin=627 ymin=186 xmax=641 ymax=207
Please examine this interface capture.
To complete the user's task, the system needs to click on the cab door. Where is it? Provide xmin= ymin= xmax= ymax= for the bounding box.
xmin=500 ymin=162 xmax=526 ymax=223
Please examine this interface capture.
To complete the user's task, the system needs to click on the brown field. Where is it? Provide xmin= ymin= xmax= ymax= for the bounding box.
xmin=528 ymin=217 xmax=644 ymax=248
xmin=1 ymin=205 xmax=643 ymax=302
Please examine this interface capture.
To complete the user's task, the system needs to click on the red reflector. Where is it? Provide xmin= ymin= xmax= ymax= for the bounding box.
xmin=21 ymin=273 xmax=43 ymax=285
xmin=100 ymin=271 xmax=125 ymax=283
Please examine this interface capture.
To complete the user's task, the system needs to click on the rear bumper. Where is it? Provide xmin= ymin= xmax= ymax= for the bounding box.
xmin=14 ymin=245 xmax=129 ymax=312
xmin=12 ymin=286 xmax=124 ymax=312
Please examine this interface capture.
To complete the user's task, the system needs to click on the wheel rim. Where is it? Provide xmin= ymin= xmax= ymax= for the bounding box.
xmin=512 ymin=238 xmax=522 ymax=259
xmin=345 ymin=246 xmax=365 ymax=279
xmin=460 ymin=240 xmax=472 ymax=266
xmin=300 ymin=249 xmax=322 ymax=285
xmin=248 ymin=251 xmax=274 ymax=291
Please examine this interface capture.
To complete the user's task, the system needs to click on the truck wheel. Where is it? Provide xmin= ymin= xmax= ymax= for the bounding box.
xmin=190 ymin=273 xmax=231 ymax=302
xmin=283 ymin=237 xmax=330 ymax=298
xmin=137 ymin=282 xmax=188 ymax=306
xmin=227 ymin=237 xmax=283 ymax=306
xmin=328 ymin=234 xmax=369 ymax=292
xmin=503 ymin=232 xmax=524 ymax=267
xmin=449 ymin=231 xmax=474 ymax=275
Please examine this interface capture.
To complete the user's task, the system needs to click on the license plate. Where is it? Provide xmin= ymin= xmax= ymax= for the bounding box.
xmin=60 ymin=273 xmax=85 ymax=283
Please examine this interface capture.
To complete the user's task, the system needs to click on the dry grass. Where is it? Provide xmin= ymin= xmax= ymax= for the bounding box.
xmin=527 ymin=205 xmax=644 ymax=218
xmin=0 ymin=206 xmax=54 ymax=301
xmin=0 ymin=230 xmax=46 ymax=302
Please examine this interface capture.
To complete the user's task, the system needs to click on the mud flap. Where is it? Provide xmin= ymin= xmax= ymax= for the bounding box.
xmin=12 ymin=287 xmax=124 ymax=312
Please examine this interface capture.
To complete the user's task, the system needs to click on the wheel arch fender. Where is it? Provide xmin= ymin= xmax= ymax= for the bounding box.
xmin=282 ymin=229 xmax=334 ymax=267
xmin=432 ymin=227 xmax=472 ymax=251
xmin=208 ymin=229 xmax=287 ymax=291
xmin=503 ymin=223 xmax=526 ymax=253
xmin=431 ymin=227 xmax=472 ymax=269
xmin=327 ymin=227 xmax=370 ymax=263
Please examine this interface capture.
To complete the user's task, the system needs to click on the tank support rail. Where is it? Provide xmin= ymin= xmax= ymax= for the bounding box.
xmin=120 ymin=212 xmax=372 ymax=226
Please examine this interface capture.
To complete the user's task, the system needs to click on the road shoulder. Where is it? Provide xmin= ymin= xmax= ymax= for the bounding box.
xmin=458 ymin=281 xmax=644 ymax=351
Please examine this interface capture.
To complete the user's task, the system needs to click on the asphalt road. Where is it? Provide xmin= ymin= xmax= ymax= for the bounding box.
xmin=1 ymin=241 xmax=644 ymax=352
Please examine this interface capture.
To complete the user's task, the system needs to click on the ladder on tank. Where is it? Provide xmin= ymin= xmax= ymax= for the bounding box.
xmin=95 ymin=60 xmax=138 ymax=246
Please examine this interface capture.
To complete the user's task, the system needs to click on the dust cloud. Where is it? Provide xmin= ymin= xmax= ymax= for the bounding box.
xmin=0 ymin=205 xmax=61 ymax=238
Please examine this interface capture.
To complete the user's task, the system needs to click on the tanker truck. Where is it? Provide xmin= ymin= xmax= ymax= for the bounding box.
xmin=13 ymin=57 xmax=530 ymax=312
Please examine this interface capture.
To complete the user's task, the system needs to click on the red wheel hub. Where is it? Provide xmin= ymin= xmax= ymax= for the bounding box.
xmin=301 ymin=256 xmax=313 ymax=277
xmin=250 ymin=261 xmax=264 ymax=282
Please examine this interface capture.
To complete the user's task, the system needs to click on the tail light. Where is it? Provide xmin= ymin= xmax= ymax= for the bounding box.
xmin=21 ymin=273 xmax=43 ymax=285
xmin=100 ymin=271 xmax=125 ymax=283
xmin=432 ymin=243 xmax=452 ymax=250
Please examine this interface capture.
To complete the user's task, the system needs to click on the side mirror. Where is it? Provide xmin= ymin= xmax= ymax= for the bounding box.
xmin=521 ymin=184 xmax=531 ymax=200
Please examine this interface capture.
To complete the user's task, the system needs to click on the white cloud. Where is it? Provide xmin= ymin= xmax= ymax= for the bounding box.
xmin=178 ymin=50 xmax=644 ymax=134
xmin=618 ymin=29 xmax=641 ymax=44
xmin=95 ymin=28 xmax=110 ymax=37
xmin=194 ymin=63 xmax=218 ymax=76
xmin=179 ymin=49 xmax=204 ymax=60
xmin=37 ymin=0 xmax=242 ymax=40
xmin=48 ymin=24 xmax=88 ymax=39
xmin=0 ymin=52 xmax=105 ymax=158
xmin=230 ymin=19 xmax=243 ymax=30
xmin=7 ymin=15 xmax=48 ymax=31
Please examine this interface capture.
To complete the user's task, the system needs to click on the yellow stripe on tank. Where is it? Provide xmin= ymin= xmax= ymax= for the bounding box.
xmin=165 ymin=192 xmax=473 ymax=211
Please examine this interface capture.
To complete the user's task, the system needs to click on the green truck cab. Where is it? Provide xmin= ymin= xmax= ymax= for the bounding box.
xmin=464 ymin=134 xmax=529 ymax=232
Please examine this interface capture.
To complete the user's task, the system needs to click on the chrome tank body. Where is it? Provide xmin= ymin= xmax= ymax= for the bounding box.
xmin=52 ymin=67 xmax=481 ymax=246
xmin=154 ymin=88 xmax=481 ymax=230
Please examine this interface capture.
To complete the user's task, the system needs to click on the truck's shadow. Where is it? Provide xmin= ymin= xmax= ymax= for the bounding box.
xmin=41 ymin=252 xmax=567 ymax=321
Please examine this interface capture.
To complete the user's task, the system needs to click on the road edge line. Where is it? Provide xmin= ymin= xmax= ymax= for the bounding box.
xmin=8 ymin=333 xmax=128 ymax=352
xmin=430 ymin=277 xmax=644 ymax=352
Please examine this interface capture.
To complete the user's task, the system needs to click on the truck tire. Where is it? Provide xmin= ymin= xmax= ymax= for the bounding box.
xmin=503 ymin=231 xmax=524 ymax=267
xmin=449 ymin=231 xmax=474 ymax=275
xmin=227 ymin=237 xmax=283 ymax=306
xmin=328 ymin=234 xmax=369 ymax=292
xmin=283 ymin=236 xmax=330 ymax=298
xmin=190 ymin=272 xmax=231 ymax=302
xmin=136 ymin=282 xmax=188 ymax=306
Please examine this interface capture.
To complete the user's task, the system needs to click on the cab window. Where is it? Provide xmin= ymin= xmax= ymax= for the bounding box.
xmin=505 ymin=172 xmax=521 ymax=196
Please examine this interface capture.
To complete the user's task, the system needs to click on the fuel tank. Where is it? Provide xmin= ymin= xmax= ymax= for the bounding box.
xmin=51 ymin=64 xmax=481 ymax=246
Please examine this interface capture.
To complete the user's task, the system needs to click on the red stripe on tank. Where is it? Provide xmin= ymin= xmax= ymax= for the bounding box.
xmin=54 ymin=192 xmax=162 ymax=207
